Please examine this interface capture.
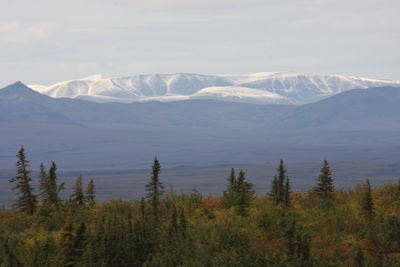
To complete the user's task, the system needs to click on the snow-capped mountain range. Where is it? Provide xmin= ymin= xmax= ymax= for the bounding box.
xmin=1 ymin=81 xmax=400 ymax=169
xmin=29 ymin=72 xmax=400 ymax=105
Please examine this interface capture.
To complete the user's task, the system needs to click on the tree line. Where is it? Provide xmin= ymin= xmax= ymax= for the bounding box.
xmin=0 ymin=146 xmax=396 ymax=266
xmin=9 ymin=146 xmax=96 ymax=215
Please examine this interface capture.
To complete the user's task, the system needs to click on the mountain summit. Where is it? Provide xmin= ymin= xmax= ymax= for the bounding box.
xmin=29 ymin=72 xmax=400 ymax=105
xmin=0 ymin=81 xmax=51 ymax=101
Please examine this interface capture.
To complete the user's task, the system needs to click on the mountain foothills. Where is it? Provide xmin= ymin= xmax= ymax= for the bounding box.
xmin=29 ymin=72 xmax=400 ymax=104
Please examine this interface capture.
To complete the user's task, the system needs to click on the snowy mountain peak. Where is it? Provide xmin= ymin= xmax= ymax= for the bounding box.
xmin=28 ymin=72 xmax=400 ymax=105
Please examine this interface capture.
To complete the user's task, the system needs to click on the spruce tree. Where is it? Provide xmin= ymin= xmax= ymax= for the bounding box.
xmin=269 ymin=176 xmax=278 ymax=203
xmin=277 ymin=160 xmax=286 ymax=202
xmin=38 ymin=163 xmax=48 ymax=201
xmin=236 ymin=170 xmax=255 ymax=216
xmin=222 ymin=168 xmax=237 ymax=208
xmin=269 ymin=159 xmax=290 ymax=207
xmin=284 ymin=177 xmax=291 ymax=209
xmin=9 ymin=146 xmax=37 ymax=215
xmin=313 ymin=160 xmax=334 ymax=203
xmin=360 ymin=179 xmax=374 ymax=221
xmin=39 ymin=163 xmax=52 ymax=207
xmin=228 ymin=168 xmax=236 ymax=186
xmin=48 ymin=162 xmax=58 ymax=205
xmin=42 ymin=161 xmax=64 ymax=208
xmin=85 ymin=178 xmax=96 ymax=208
xmin=222 ymin=168 xmax=254 ymax=216
xmin=70 ymin=176 xmax=85 ymax=206
xmin=145 ymin=156 xmax=164 ymax=217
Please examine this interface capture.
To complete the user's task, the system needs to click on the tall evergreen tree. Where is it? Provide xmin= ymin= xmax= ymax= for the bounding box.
xmin=269 ymin=159 xmax=290 ymax=207
xmin=38 ymin=163 xmax=48 ymax=201
xmin=49 ymin=161 xmax=64 ymax=206
xmin=277 ymin=160 xmax=286 ymax=203
xmin=360 ymin=179 xmax=374 ymax=221
xmin=228 ymin=167 xmax=236 ymax=185
xmin=284 ymin=177 xmax=291 ymax=209
xmin=9 ymin=146 xmax=37 ymax=215
xmin=222 ymin=168 xmax=237 ymax=208
xmin=269 ymin=176 xmax=278 ymax=203
xmin=70 ymin=176 xmax=85 ymax=206
xmin=236 ymin=170 xmax=255 ymax=216
xmin=39 ymin=163 xmax=52 ymax=207
xmin=85 ymin=178 xmax=96 ymax=208
xmin=48 ymin=162 xmax=58 ymax=205
xmin=222 ymin=168 xmax=254 ymax=215
xmin=313 ymin=160 xmax=335 ymax=203
xmin=145 ymin=157 xmax=164 ymax=217
xmin=41 ymin=161 xmax=64 ymax=208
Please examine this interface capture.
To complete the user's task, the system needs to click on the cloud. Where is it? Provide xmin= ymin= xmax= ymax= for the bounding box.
xmin=105 ymin=0 xmax=268 ymax=9
xmin=0 ymin=0 xmax=399 ymax=83
xmin=0 ymin=23 xmax=53 ymax=44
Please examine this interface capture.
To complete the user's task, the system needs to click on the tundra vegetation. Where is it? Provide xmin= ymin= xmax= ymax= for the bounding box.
xmin=1 ymin=147 xmax=400 ymax=266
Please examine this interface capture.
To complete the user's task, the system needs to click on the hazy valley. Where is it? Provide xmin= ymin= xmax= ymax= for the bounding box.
xmin=1 ymin=73 xmax=400 ymax=201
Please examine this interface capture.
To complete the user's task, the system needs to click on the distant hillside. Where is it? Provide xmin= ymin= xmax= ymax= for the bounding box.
xmin=0 ymin=82 xmax=77 ymax=125
xmin=271 ymin=86 xmax=400 ymax=130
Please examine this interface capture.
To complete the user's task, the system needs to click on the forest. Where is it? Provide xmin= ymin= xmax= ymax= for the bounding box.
xmin=1 ymin=146 xmax=400 ymax=266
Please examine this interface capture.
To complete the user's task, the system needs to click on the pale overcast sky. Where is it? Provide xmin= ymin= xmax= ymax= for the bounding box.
xmin=0 ymin=0 xmax=399 ymax=86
